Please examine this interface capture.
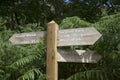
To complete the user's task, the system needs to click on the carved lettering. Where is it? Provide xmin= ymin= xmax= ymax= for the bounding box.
xmin=15 ymin=34 xmax=36 ymax=38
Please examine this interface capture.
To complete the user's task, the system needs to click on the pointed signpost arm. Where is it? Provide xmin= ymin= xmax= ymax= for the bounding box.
xmin=57 ymin=49 xmax=102 ymax=63
xmin=47 ymin=21 xmax=58 ymax=80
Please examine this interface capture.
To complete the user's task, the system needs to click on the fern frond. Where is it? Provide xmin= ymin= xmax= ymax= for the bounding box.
xmin=10 ymin=54 xmax=40 ymax=68
xmin=17 ymin=68 xmax=41 ymax=80
xmin=67 ymin=70 xmax=107 ymax=80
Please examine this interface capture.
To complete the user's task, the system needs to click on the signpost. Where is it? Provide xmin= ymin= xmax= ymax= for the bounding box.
xmin=9 ymin=31 xmax=45 ymax=45
xmin=57 ymin=49 xmax=101 ymax=63
xmin=9 ymin=20 xmax=102 ymax=80
xmin=47 ymin=21 xmax=58 ymax=80
xmin=58 ymin=27 xmax=101 ymax=46
xmin=9 ymin=27 xmax=101 ymax=46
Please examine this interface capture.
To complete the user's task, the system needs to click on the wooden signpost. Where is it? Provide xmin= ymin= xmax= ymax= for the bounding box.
xmin=47 ymin=21 xmax=58 ymax=80
xmin=57 ymin=49 xmax=101 ymax=63
xmin=9 ymin=21 xmax=102 ymax=80
xmin=58 ymin=27 xmax=101 ymax=46
xmin=9 ymin=31 xmax=45 ymax=45
xmin=9 ymin=27 xmax=101 ymax=46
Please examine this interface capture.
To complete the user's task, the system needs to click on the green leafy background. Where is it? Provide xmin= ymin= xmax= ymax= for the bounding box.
xmin=0 ymin=0 xmax=120 ymax=80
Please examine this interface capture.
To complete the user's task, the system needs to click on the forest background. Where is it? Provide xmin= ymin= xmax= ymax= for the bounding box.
xmin=0 ymin=0 xmax=120 ymax=80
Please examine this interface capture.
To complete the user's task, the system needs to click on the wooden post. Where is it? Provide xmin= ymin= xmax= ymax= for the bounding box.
xmin=47 ymin=21 xmax=58 ymax=80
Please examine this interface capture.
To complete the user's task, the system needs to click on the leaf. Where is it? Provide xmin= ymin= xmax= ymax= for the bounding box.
xmin=67 ymin=70 xmax=107 ymax=80
xmin=10 ymin=54 xmax=40 ymax=68
xmin=17 ymin=68 xmax=41 ymax=80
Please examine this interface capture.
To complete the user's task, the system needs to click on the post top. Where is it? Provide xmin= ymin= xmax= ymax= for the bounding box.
xmin=48 ymin=20 xmax=56 ymax=24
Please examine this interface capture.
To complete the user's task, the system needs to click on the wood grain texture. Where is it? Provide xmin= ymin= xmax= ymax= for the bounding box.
xmin=57 ymin=49 xmax=102 ymax=63
xmin=9 ymin=27 xmax=102 ymax=46
xmin=46 ymin=21 xmax=58 ymax=80
xmin=58 ymin=27 xmax=102 ymax=46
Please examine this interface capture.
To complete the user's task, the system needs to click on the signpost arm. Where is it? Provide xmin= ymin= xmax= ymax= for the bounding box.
xmin=47 ymin=21 xmax=58 ymax=80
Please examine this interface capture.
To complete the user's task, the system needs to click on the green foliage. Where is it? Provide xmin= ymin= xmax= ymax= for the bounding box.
xmin=59 ymin=16 xmax=91 ymax=29
xmin=0 ymin=23 xmax=47 ymax=80
xmin=0 ymin=1 xmax=120 ymax=79
xmin=65 ymin=13 xmax=120 ymax=80
xmin=10 ymin=54 xmax=40 ymax=68
xmin=17 ymin=68 xmax=46 ymax=80
xmin=0 ymin=0 xmax=118 ymax=31
xmin=0 ymin=17 xmax=7 ymax=30
xmin=67 ymin=70 xmax=107 ymax=80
